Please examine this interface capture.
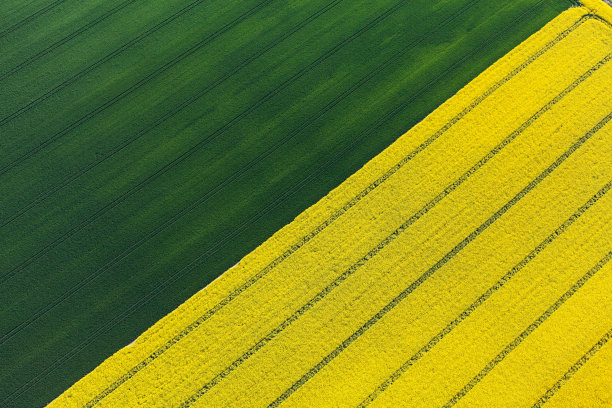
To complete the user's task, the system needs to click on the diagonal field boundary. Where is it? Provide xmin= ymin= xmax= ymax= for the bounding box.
xmin=81 ymin=13 xmax=599 ymax=407
xmin=184 ymin=43 xmax=612 ymax=408
xmin=531 ymin=326 xmax=612 ymax=407
xmin=0 ymin=0 xmax=350 ymax=317
xmin=0 ymin=0 xmax=413 ymax=282
xmin=0 ymin=3 xmax=539 ymax=405
xmin=266 ymin=108 xmax=612 ymax=408
xmin=359 ymin=180 xmax=612 ymax=407
xmin=0 ymin=0 xmax=492 ymax=349
xmin=0 ymin=0 xmax=454 ymax=343
xmin=444 ymin=251 xmax=612 ymax=407
xmin=1 ymin=0 xmax=489 ymax=402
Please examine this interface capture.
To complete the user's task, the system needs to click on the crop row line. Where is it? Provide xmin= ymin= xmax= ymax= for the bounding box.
xmin=0 ymin=0 xmax=411 ymax=284
xmin=0 ymin=0 xmax=141 ymax=83
xmin=0 ymin=0 xmax=274 ymax=175
xmin=359 ymin=183 xmax=612 ymax=406
xmin=87 ymin=5 xmax=583 ymax=406
xmin=0 ymin=0 xmax=68 ymax=39
xmin=0 ymin=0 xmax=225 ymax=126
xmin=2 ymin=2 xmax=550 ymax=400
xmin=444 ymin=249 xmax=612 ymax=407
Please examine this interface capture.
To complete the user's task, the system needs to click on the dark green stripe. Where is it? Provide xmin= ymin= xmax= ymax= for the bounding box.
xmin=1 ymin=3 xmax=546 ymax=404
xmin=445 ymin=251 xmax=612 ymax=407
xmin=359 ymin=180 xmax=612 ymax=407
xmin=0 ymin=0 xmax=141 ymax=83
xmin=0 ymin=0 xmax=69 ymax=39
xmin=0 ymin=0 xmax=408 ymax=282
xmin=0 ymin=0 xmax=234 ymax=124
xmin=531 ymin=327 xmax=612 ymax=407
xmin=0 ymin=0 xmax=276 ymax=172
xmin=85 ymin=14 xmax=592 ymax=407
xmin=267 ymin=103 xmax=612 ymax=408
xmin=0 ymin=0 xmax=348 ymax=341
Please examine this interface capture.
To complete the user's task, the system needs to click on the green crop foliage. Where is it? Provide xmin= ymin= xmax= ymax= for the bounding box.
xmin=0 ymin=0 xmax=571 ymax=406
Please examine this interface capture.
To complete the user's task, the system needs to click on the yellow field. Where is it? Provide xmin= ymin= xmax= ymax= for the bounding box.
xmin=49 ymin=1 xmax=612 ymax=407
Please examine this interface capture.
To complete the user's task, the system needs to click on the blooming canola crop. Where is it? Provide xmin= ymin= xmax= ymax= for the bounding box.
xmin=50 ymin=1 xmax=612 ymax=406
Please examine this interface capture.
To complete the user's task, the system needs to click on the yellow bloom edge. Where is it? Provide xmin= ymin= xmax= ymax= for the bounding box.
xmin=582 ymin=0 xmax=612 ymax=23
xmin=48 ymin=1 xmax=612 ymax=406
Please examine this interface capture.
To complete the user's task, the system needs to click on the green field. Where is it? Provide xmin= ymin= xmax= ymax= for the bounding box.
xmin=0 ymin=0 xmax=571 ymax=406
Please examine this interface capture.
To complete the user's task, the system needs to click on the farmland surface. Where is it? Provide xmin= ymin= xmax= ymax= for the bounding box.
xmin=0 ymin=0 xmax=572 ymax=406
xmin=48 ymin=2 xmax=612 ymax=407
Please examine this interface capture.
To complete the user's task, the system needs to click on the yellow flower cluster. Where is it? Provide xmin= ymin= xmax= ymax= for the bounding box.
xmin=50 ymin=1 xmax=612 ymax=407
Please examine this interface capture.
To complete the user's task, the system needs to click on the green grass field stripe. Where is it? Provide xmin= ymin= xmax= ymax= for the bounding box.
xmin=0 ymin=0 xmax=246 ymax=126
xmin=0 ymin=0 xmax=346 ymax=229
xmin=0 ymin=0 xmax=567 ymax=282
xmin=0 ymin=0 xmax=276 ymax=174
xmin=0 ymin=6 xmax=543 ymax=403
xmin=0 ymin=0 xmax=69 ymax=39
xmin=0 ymin=0 xmax=140 ymax=83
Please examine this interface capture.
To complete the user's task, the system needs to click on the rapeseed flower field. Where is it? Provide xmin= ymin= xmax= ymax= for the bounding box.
xmin=49 ymin=0 xmax=611 ymax=406
xmin=3 ymin=0 xmax=572 ymax=405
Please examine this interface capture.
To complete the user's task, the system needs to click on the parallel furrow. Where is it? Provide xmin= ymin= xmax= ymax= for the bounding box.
xmin=359 ymin=182 xmax=612 ymax=406
xmin=0 ymin=0 xmax=140 ymax=82
xmin=0 ymin=0 xmax=69 ymax=39
xmin=79 ymin=9 xmax=585 ymax=406
xmin=267 ymin=106 xmax=611 ymax=408
xmin=0 ymin=0 xmax=413 ymax=287
xmin=0 ymin=0 xmax=275 ymax=174
xmin=0 ymin=0 xmax=246 ymax=126
xmin=444 ymin=251 xmax=612 ymax=407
